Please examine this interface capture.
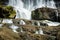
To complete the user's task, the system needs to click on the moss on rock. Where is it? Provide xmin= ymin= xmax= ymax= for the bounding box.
xmin=0 ymin=5 xmax=16 ymax=18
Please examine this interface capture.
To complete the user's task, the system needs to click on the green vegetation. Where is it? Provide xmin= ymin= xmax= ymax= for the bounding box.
xmin=0 ymin=5 xmax=16 ymax=18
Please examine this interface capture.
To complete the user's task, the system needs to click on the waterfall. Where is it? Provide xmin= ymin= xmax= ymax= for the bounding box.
xmin=8 ymin=0 xmax=31 ymax=20
xmin=8 ymin=0 xmax=56 ymax=20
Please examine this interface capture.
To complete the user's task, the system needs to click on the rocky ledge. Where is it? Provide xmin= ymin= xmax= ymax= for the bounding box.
xmin=0 ymin=23 xmax=58 ymax=40
xmin=0 ymin=18 xmax=59 ymax=40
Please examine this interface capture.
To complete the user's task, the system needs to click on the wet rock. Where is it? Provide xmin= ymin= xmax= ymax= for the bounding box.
xmin=43 ymin=26 xmax=60 ymax=40
xmin=21 ymin=25 xmax=38 ymax=33
xmin=31 ymin=7 xmax=60 ymax=22
xmin=57 ymin=31 xmax=60 ymax=40
xmin=0 ymin=24 xmax=56 ymax=40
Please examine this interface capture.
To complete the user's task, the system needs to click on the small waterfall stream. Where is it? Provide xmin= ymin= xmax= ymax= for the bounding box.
xmin=20 ymin=20 xmax=25 ymax=25
xmin=55 ymin=10 xmax=59 ymax=21
xmin=35 ymin=28 xmax=44 ymax=34
xmin=39 ymin=28 xmax=44 ymax=34
xmin=9 ymin=24 xmax=19 ymax=33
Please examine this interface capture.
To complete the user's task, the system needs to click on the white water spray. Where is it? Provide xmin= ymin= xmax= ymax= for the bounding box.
xmin=47 ymin=0 xmax=56 ymax=8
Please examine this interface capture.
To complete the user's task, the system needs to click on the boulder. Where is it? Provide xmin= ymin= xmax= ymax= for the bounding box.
xmin=31 ymin=7 xmax=60 ymax=22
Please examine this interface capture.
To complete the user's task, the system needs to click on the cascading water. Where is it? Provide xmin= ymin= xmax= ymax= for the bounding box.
xmin=9 ymin=24 xmax=19 ymax=33
xmin=55 ymin=10 xmax=59 ymax=21
xmin=20 ymin=20 xmax=25 ymax=25
xmin=37 ymin=21 xmax=40 ymax=26
xmin=2 ymin=19 xmax=13 ymax=23
xmin=47 ymin=0 xmax=56 ymax=8
xmin=8 ymin=0 xmax=31 ymax=20
xmin=8 ymin=0 xmax=56 ymax=20
xmin=39 ymin=28 xmax=44 ymax=34
xmin=35 ymin=28 xmax=44 ymax=34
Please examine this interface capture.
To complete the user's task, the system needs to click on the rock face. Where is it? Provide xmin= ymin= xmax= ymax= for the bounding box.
xmin=0 ymin=20 xmax=59 ymax=40
xmin=57 ymin=31 xmax=60 ymax=40
xmin=0 ymin=24 xmax=56 ymax=40
xmin=0 ymin=5 xmax=16 ymax=18
xmin=43 ymin=26 xmax=60 ymax=40
xmin=0 ymin=27 xmax=20 ymax=40
xmin=32 ymin=7 xmax=60 ymax=22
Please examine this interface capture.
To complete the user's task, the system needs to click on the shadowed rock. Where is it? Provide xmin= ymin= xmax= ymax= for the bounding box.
xmin=32 ymin=7 xmax=60 ymax=22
